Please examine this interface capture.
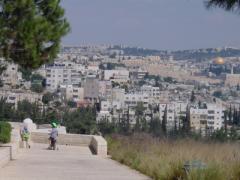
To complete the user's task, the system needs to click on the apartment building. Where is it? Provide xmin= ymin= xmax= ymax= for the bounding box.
xmin=159 ymin=102 xmax=188 ymax=130
xmin=60 ymin=84 xmax=84 ymax=102
xmin=140 ymin=85 xmax=160 ymax=104
xmin=0 ymin=90 xmax=42 ymax=109
xmin=159 ymin=103 xmax=176 ymax=130
xmin=110 ymin=88 xmax=125 ymax=104
xmin=84 ymin=75 xmax=99 ymax=103
xmin=96 ymin=100 xmax=113 ymax=122
xmin=225 ymin=73 xmax=240 ymax=87
xmin=46 ymin=62 xmax=82 ymax=91
xmin=96 ymin=110 xmax=112 ymax=123
xmin=129 ymin=68 xmax=147 ymax=80
xmin=99 ymin=81 xmax=112 ymax=100
xmin=124 ymin=93 xmax=149 ymax=108
xmin=1 ymin=63 xmax=22 ymax=87
xmin=103 ymin=70 xmax=129 ymax=83
xmin=189 ymin=104 xmax=224 ymax=134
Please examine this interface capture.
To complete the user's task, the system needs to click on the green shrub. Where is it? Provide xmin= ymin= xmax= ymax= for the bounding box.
xmin=0 ymin=121 xmax=11 ymax=143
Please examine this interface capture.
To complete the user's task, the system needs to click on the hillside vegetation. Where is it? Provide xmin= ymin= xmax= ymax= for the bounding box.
xmin=107 ymin=134 xmax=240 ymax=180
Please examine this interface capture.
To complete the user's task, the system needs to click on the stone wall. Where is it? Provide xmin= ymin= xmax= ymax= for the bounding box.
xmin=31 ymin=132 xmax=107 ymax=157
xmin=31 ymin=132 xmax=92 ymax=146
xmin=90 ymin=136 xmax=107 ymax=156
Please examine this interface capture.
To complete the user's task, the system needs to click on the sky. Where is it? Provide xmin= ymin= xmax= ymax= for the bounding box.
xmin=61 ymin=0 xmax=240 ymax=50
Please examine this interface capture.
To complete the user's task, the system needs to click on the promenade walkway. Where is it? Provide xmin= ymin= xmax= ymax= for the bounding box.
xmin=0 ymin=144 xmax=149 ymax=180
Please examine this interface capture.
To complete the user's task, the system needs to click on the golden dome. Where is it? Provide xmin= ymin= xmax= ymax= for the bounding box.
xmin=213 ymin=57 xmax=225 ymax=65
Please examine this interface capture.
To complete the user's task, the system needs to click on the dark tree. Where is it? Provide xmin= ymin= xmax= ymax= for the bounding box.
xmin=134 ymin=103 xmax=146 ymax=132
xmin=149 ymin=117 xmax=162 ymax=137
xmin=19 ymin=67 xmax=32 ymax=81
xmin=161 ymin=106 xmax=167 ymax=134
xmin=182 ymin=106 xmax=191 ymax=135
xmin=0 ymin=0 xmax=70 ymax=69
xmin=63 ymin=107 xmax=97 ymax=134
xmin=206 ymin=0 xmax=240 ymax=11
xmin=30 ymin=83 xmax=44 ymax=93
xmin=223 ymin=110 xmax=228 ymax=133
xmin=42 ymin=92 xmax=54 ymax=104
xmin=229 ymin=105 xmax=233 ymax=125
xmin=237 ymin=84 xmax=240 ymax=91
xmin=67 ymin=101 xmax=77 ymax=108
xmin=190 ymin=91 xmax=196 ymax=103
xmin=233 ymin=106 xmax=238 ymax=125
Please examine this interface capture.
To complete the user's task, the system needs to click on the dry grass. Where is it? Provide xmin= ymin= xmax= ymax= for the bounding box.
xmin=107 ymin=134 xmax=240 ymax=180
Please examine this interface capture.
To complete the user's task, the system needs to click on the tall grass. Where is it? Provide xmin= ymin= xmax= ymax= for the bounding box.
xmin=107 ymin=134 xmax=240 ymax=180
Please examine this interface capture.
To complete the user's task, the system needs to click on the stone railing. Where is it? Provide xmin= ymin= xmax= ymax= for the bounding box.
xmin=90 ymin=135 xmax=108 ymax=156
xmin=31 ymin=132 xmax=107 ymax=157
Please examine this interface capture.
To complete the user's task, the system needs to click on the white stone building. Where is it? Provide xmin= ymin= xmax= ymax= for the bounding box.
xmin=103 ymin=70 xmax=129 ymax=83
xmin=124 ymin=93 xmax=149 ymax=108
xmin=189 ymin=104 xmax=225 ymax=134
xmin=0 ymin=89 xmax=42 ymax=109
xmin=99 ymin=81 xmax=112 ymax=100
xmin=83 ymin=75 xmax=99 ymax=103
xmin=60 ymin=84 xmax=84 ymax=102
xmin=159 ymin=102 xmax=188 ymax=130
xmin=45 ymin=62 xmax=82 ymax=91
xmin=1 ymin=63 xmax=22 ymax=87
xmin=140 ymin=85 xmax=160 ymax=104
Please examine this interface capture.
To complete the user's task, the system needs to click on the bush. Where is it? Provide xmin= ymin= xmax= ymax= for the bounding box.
xmin=0 ymin=121 xmax=11 ymax=143
xmin=31 ymin=83 xmax=44 ymax=93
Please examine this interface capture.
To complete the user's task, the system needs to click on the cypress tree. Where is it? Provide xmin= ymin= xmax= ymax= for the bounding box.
xmin=233 ymin=106 xmax=238 ymax=125
xmin=0 ymin=0 xmax=70 ymax=69
xmin=224 ymin=110 xmax=228 ymax=133
xmin=238 ymin=107 xmax=240 ymax=126
xmin=229 ymin=105 xmax=232 ymax=125
xmin=162 ymin=105 xmax=167 ymax=135
xmin=190 ymin=91 xmax=196 ymax=103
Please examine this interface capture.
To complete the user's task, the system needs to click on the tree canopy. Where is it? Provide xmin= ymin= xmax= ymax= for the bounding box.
xmin=206 ymin=0 xmax=240 ymax=11
xmin=0 ymin=0 xmax=70 ymax=69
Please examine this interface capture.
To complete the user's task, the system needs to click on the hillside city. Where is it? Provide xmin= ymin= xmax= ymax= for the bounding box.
xmin=1 ymin=1 xmax=240 ymax=180
xmin=1 ymin=45 xmax=240 ymax=137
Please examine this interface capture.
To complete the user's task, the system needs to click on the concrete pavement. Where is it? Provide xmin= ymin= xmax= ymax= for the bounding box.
xmin=0 ymin=144 xmax=150 ymax=180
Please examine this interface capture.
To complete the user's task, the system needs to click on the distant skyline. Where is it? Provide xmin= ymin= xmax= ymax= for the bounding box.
xmin=61 ymin=0 xmax=240 ymax=50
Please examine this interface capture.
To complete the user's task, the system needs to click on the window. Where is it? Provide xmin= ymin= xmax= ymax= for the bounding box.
xmin=200 ymin=115 xmax=207 ymax=119
xmin=208 ymin=110 xmax=214 ymax=114
xmin=207 ymin=116 xmax=214 ymax=120
xmin=9 ymin=97 xmax=16 ymax=100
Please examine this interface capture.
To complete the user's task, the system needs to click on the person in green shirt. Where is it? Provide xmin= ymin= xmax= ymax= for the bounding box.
xmin=20 ymin=126 xmax=30 ymax=148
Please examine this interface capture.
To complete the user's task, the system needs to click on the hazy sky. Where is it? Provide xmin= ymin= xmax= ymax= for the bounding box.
xmin=61 ymin=0 xmax=240 ymax=50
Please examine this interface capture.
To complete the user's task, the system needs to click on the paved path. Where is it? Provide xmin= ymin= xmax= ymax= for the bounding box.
xmin=0 ymin=144 xmax=150 ymax=180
